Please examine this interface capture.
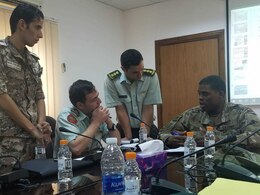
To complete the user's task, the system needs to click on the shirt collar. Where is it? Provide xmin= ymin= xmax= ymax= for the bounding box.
xmin=5 ymin=36 xmax=30 ymax=60
xmin=71 ymin=106 xmax=89 ymax=121
xmin=200 ymin=102 xmax=229 ymax=125
xmin=119 ymin=69 xmax=144 ymax=84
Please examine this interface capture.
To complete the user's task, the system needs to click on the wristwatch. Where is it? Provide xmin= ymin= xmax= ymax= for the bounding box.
xmin=108 ymin=123 xmax=116 ymax=131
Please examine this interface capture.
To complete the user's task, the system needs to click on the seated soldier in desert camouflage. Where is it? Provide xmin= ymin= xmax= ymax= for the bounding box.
xmin=160 ymin=75 xmax=260 ymax=165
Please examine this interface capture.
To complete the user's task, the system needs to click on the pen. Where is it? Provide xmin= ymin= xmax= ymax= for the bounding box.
xmin=171 ymin=131 xmax=187 ymax=136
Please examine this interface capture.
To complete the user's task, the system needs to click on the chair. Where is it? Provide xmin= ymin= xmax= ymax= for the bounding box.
xmin=45 ymin=116 xmax=56 ymax=159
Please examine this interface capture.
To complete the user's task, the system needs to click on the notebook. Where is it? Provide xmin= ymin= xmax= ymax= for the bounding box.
xmin=21 ymin=159 xmax=95 ymax=179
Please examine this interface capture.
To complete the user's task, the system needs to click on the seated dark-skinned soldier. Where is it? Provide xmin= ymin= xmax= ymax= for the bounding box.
xmin=159 ymin=75 xmax=260 ymax=166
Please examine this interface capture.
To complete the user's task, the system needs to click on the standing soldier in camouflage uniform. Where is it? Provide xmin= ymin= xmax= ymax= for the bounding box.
xmin=104 ymin=49 xmax=162 ymax=139
xmin=0 ymin=4 xmax=51 ymax=174
xmin=160 ymin=75 xmax=260 ymax=153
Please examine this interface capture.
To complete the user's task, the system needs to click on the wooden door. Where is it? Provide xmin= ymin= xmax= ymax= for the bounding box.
xmin=156 ymin=30 xmax=225 ymax=129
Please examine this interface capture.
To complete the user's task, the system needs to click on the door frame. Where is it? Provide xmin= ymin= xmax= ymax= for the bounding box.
xmin=155 ymin=30 xmax=225 ymax=128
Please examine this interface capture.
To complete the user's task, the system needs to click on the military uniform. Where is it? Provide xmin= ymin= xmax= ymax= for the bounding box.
xmin=104 ymin=69 xmax=162 ymax=128
xmin=160 ymin=102 xmax=260 ymax=168
xmin=160 ymin=102 xmax=260 ymax=148
xmin=53 ymin=106 xmax=109 ymax=159
xmin=0 ymin=37 xmax=45 ymax=173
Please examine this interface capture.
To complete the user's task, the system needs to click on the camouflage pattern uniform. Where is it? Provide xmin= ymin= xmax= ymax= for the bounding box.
xmin=160 ymin=102 xmax=260 ymax=167
xmin=0 ymin=37 xmax=45 ymax=173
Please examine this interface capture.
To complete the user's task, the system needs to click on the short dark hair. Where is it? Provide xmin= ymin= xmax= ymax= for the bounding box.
xmin=69 ymin=80 xmax=95 ymax=107
xmin=10 ymin=3 xmax=44 ymax=34
xmin=120 ymin=49 xmax=143 ymax=69
xmin=199 ymin=75 xmax=226 ymax=93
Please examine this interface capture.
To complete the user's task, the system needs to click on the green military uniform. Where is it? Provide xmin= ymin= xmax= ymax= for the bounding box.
xmin=160 ymin=102 xmax=260 ymax=148
xmin=53 ymin=106 xmax=109 ymax=159
xmin=0 ymin=37 xmax=45 ymax=173
xmin=160 ymin=102 xmax=260 ymax=170
xmin=104 ymin=69 xmax=162 ymax=128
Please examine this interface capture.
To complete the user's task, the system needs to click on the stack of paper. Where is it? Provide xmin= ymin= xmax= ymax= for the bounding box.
xmin=199 ymin=178 xmax=260 ymax=195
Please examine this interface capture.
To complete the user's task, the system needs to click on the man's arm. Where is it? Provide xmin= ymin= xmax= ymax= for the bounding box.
xmin=159 ymin=114 xmax=187 ymax=148
xmin=36 ymin=99 xmax=52 ymax=145
xmin=115 ymin=105 xmax=132 ymax=139
xmin=236 ymin=107 xmax=260 ymax=149
xmin=105 ymin=118 xmax=121 ymax=144
xmin=36 ymin=99 xmax=46 ymax=124
xmin=0 ymin=93 xmax=43 ymax=140
xmin=141 ymin=104 xmax=154 ymax=134
xmin=68 ymin=106 xmax=110 ymax=157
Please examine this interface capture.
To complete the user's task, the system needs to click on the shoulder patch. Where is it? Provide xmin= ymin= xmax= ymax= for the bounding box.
xmin=143 ymin=68 xmax=156 ymax=76
xmin=67 ymin=114 xmax=78 ymax=124
xmin=107 ymin=70 xmax=121 ymax=80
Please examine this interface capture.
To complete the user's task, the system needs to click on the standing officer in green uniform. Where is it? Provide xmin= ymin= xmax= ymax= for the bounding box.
xmin=0 ymin=3 xmax=51 ymax=174
xmin=53 ymin=80 xmax=121 ymax=158
xmin=160 ymin=75 xmax=260 ymax=152
xmin=104 ymin=49 xmax=162 ymax=139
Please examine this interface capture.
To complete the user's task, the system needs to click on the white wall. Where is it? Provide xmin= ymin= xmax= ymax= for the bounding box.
xmin=41 ymin=0 xmax=124 ymax=116
xmin=123 ymin=0 xmax=260 ymax=116
xmin=41 ymin=0 xmax=260 ymax=119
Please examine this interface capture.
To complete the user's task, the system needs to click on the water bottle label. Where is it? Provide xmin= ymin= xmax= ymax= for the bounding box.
xmin=35 ymin=146 xmax=46 ymax=159
xmin=208 ymin=140 xmax=215 ymax=146
xmin=58 ymin=159 xmax=72 ymax=170
xmin=102 ymin=174 xmax=125 ymax=194
xmin=35 ymin=146 xmax=46 ymax=154
xmin=124 ymin=179 xmax=140 ymax=195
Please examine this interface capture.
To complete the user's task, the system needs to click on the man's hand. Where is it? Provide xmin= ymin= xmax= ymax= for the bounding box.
xmin=30 ymin=126 xmax=44 ymax=145
xmin=36 ymin=122 xmax=52 ymax=146
xmin=91 ymin=106 xmax=110 ymax=125
xmin=166 ymin=131 xmax=187 ymax=148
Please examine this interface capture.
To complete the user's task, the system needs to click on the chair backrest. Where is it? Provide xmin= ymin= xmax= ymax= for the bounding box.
xmin=45 ymin=116 xmax=56 ymax=159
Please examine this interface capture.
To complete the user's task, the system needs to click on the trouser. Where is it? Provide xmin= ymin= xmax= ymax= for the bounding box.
xmin=0 ymin=137 xmax=36 ymax=174
xmin=116 ymin=123 xmax=139 ymax=138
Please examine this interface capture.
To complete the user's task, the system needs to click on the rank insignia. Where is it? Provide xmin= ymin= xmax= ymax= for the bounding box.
xmin=107 ymin=70 xmax=121 ymax=80
xmin=143 ymin=68 xmax=156 ymax=76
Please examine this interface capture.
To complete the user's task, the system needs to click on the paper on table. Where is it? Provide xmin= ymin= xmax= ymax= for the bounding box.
xmin=165 ymin=146 xmax=204 ymax=153
xmin=120 ymin=143 xmax=138 ymax=149
xmin=198 ymin=177 xmax=260 ymax=195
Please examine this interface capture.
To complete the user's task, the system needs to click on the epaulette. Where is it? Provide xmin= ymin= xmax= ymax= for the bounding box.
xmin=107 ymin=70 xmax=121 ymax=80
xmin=143 ymin=68 xmax=156 ymax=76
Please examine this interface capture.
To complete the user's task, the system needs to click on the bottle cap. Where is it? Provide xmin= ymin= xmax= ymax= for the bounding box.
xmin=186 ymin=131 xmax=194 ymax=137
xmin=206 ymin=126 xmax=214 ymax=131
xmin=60 ymin=139 xmax=68 ymax=145
xmin=125 ymin=152 xmax=137 ymax=160
xmin=106 ymin=137 xmax=117 ymax=144
xmin=140 ymin=122 xmax=145 ymax=127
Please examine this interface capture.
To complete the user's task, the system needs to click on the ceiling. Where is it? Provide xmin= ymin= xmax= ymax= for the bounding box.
xmin=96 ymin=0 xmax=169 ymax=11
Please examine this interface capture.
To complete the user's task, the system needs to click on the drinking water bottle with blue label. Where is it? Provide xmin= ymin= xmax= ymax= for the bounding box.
xmin=101 ymin=138 xmax=125 ymax=195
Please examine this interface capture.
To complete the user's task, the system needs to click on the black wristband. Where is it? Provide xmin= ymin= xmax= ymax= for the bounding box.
xmin=108 ymin=123 xmax=116 ymax=131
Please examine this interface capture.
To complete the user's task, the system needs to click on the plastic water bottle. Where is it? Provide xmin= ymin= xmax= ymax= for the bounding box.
xmin=101 ymin=138 xmax=125 ymax=195
xmin=204 ymin=126 xmax=216 ymax=184
xmin=58 ymin=139 xmax=73 ymax=182
xmin=35 ymin=140 xmax=46 ymax=159
xmin=184 ymin=132 xmax=197 ymax=193
xmin=123 ymin=152 xmax=141 ymax=195
xmin=139 ymin=123 xmax=147 ymax=143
